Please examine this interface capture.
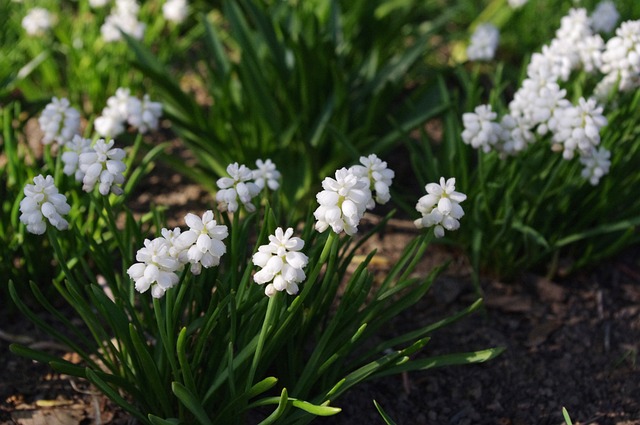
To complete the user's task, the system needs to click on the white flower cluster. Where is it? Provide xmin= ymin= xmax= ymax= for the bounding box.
xmin=349 ymin=154 xmax=395 ymax=208
xmin=580 ymin=147 xmax=611 ymax=186
xmin=467 ymin=24 xmax=500 ymax=62
xmin=216 ymin=159 xmax=281 ymax=212
xmin=22 ymin=7 xmax=54 ymax=36
xmin=252 ymin=227 xmax=309 ymax=297
xmin=19 ymin=175 xmax=71 ymax=235
xmin=414 ymin=177 xmax=466 ymax=238
xmin=314 ymin=154 xmax=394 ymax=236
xmin=79 ymin=139 xmax=127 ymax=195
xmin=163 ymin=0 xmax=189 ymax=24
xmin=38 ymin=97 xmax=81 ymax=146
xmin=128 ymin=210 xmax=228 ymax=298
xmin=101 ymin=0 xmax=146 ymax=42
xmin=596 ymin=19 xmax=640 ymax=98
xmin=95 ymin=88 xmax=163 ymax=138
xmin=61 ymin=135 xmax=93 ymax=181
xmin=461 ymin=6 xmax=620 ymax=184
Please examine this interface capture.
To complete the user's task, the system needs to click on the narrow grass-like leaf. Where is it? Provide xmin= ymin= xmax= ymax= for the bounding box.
xmin=172 ymin=382 xmax=213 ymax=425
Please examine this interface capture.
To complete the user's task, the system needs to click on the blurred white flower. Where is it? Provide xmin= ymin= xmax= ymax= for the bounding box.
xmin=128 ymin=238 xmax=181 ymax=298
xmin=313 ymin=168 xmax=371 ymax=236
xmin=127 ymin=95 xmax=163 ymax=133
xmin=89 ymin=0 xmax=110 ymax=8
xmin=95 ymin=88 xmax=135 ymax=137
xmin=414 ymin=177 xmax=466 ymax=238
xmin=61 ymin=135 xmax=93 ymax=181
xmin=591 ymin=0 xmax=620 ymax=33
xmin=349 ymin=154 xmax=394 ymax=208
xmin=497 ymin=114 xmax=536 ymax=156
xmin=551 ymin=97 xmax=607 ymax=160
xmin=79 ymin=139 xmax=127 ymax=195
xmin=163 ymin=0 xmax=189 ymax=23
xmin=216 ymin=163 xmax=261 ymax=213
xmin=252 ymin=159 xmax=281 ymax=191
xmin=174 ymin=210 xmax=228 ymax=275
xmin=252 ymin=227 xmax=308 ymax=297
xmin=577 ymin=34 xmax=605 ymax=73
xmin=19 ymin=175 xmax=71 ymax=235
xmin=597 ymin=19 xmax=640 ymax=97
xmin=22 ymin=8 xmax=53 ymax=36
xmin=580 ymin=147 xmax=611 ymax=186
xmin=467 ymin=23 xmax=500 ymax=61
xmin=461 ymin=104 xmax=501 ymax=153
xmin=508 ymin=0 xmax=528 ymax=8
xmin=101 ymin=0 xmax=145 ymax=42
xmin=38 ymin=97 xmax=81 ymax=146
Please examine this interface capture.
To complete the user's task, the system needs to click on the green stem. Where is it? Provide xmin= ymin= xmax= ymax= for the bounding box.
xmin=246 ymin=292 xmax=279 ymax=392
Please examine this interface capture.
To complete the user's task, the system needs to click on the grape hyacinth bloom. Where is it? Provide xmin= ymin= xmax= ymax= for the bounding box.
xmin=349 ymin=154 xmax=394 ymax=208
xmin=127 ymin=95 xmax=163 ymax=133
xmin=467 ymin=23 xmax=500 ymax=61
xmin=101 ymin=0 xmax=145 ymax=42
xmin=128 ymin=237 xmax=181 ymax=298
xmin=551 ymin=97 xmax=607 ymax=160
xmin=38 ymin=97 xmax=81 ymax=146
xmin=252 ymin=159 xmax=281 ymax=191
xmin=252 ymin=227 xmax=309 ymax=297
xmin=216 ymin=163 xmax=261 ymax=213
xmin=95 ymin=88 xmax=135 ymax=137
xmin=508 ymin=0 xmax=528 ymax=8
xmin=314 ymin=168 xmax=372 ymax=236
xmin=580 ymin=147 xmax=611 ymax=186
xmin=61 ymin=135 xmax=93 ymax=182
xmin=22 ymin=8 xmax=53 ymax=36
xmin=591 ymin=1 xmax=620 ymax=33
xmin=414 ymin=177 xmax=466 ymax=238
xmin=461 ymin=104 xmax=502 ymax=153
xmin=79 ymin=139 xmax=127 ymax=195
xmin=19 ymin=175 xmax=71 ymax=235
xmin=596 ymin=20 xmax=640 ymax=97
xmin=174 ymin=211 xmax=229 ymax=275
xmin=163 ymin=0 xmax=189 ymax=23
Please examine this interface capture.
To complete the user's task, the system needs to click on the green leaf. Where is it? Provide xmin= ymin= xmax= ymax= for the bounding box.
xmin=85 ymin=368 xmax=149 ymax=424
xmin=290 ymin=399 xmax=341 ymax=416
xmin=172 ymin=382 xmax=213 ymax=425
xmin=373 ymin=400 xmax=397 ymax=425
xmin=257 ymin=388 xmax=289 ymax=425
xmin=149 ymin=415 xmax=182 ymax=425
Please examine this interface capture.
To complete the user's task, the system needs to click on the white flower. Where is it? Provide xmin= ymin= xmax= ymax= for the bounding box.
xmin=38 ymin=97 xmax=81 ymax=146
xmin=497 ymin=114 xmax=536 ymax=157
xmin=163 ymin=0 xmax=189 ymax=23
xmin=252 ymin=227 xmax=309 ymax=297
xmin=580 ymin=147 xmax=611 ymax=186
xmin=467 ymin=23 xmax=500 ymax=61
xmin=95 ymin=88 xmax=136 ymax=137
xmin=591 ymin=1 xmax=620 ymax=33
xmin=216 ymin=163 xmax=261 ymax=213
xmin=19 ymin=175 xmax=71 ymax=235
xmin=313 ymin=168 xmax=372 ymax=236
xmin=22 ymin=8 xmax=53 ymax=36
xmin=79 ymin=139 xmax=127 ymax=195
xmin=598 ymin=20 xmax=640 ymax=95
xmin=89 ymin=0 xmax=110 ymax=8
xmin=174 ymin=210 xmax=228 ymax=275
xmin=349 ymin=154 xmax=394 ymax=208
xmin=551 ymin=97 xmax=607 ymax=160
xmin=461 ymin=104 xmax=501 ymax=153
xmin=128 ymin=237 xmax=181 ymax=298
xmin=577 ymin=34 xmax=605 ymax=73
xmin=61 ymin=135 xmax=93 ymax=181
xmin=252 ymin=159 xmax=281 ymax=191
xmin=126 ymin=95 xmax=163 ymax=133
xmin=508 ymin=0 xmax=528 ymax=8
xmin=414 ymin=177 xmax=466 ymax=238
xmin=101 ymin=1 xmax=145 ymax=42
